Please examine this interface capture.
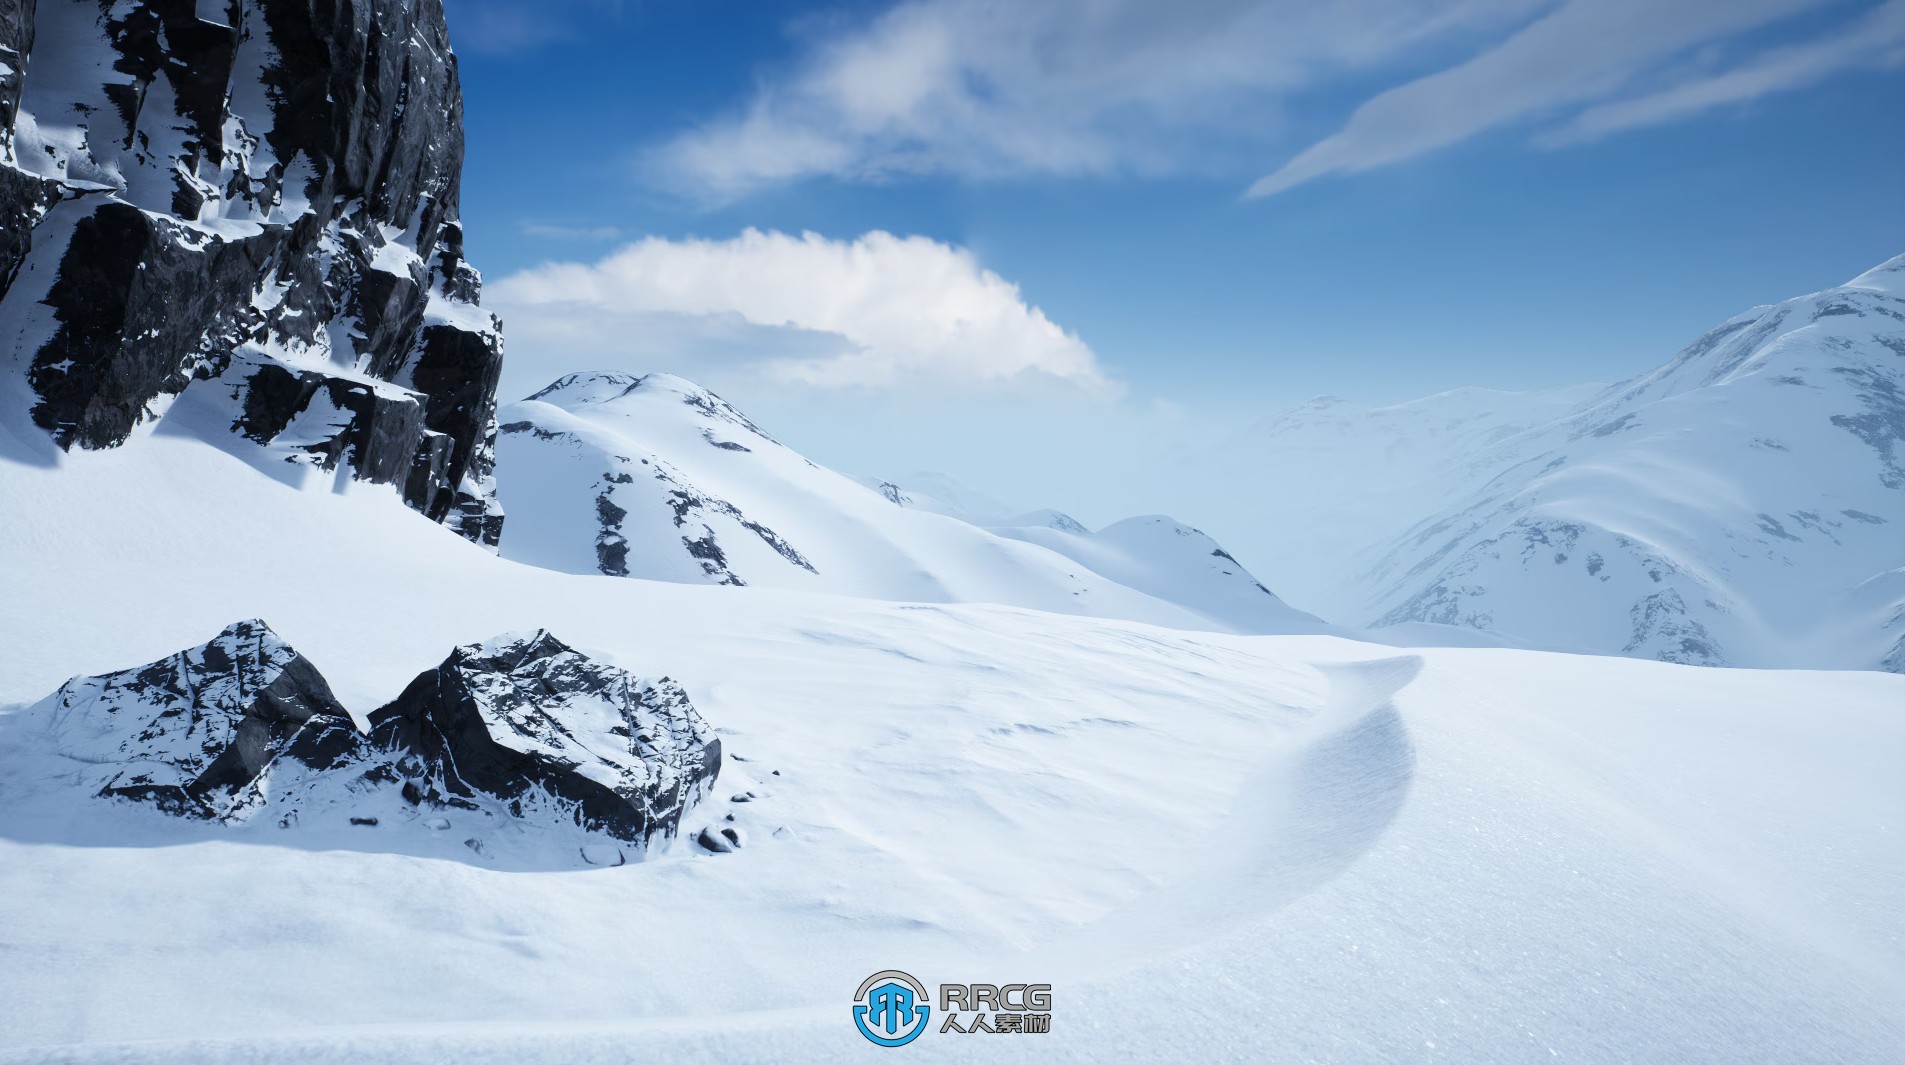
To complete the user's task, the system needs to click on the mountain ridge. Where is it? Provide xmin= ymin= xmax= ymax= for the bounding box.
xmin=493 ymin=370 xmax=1325 ymax=635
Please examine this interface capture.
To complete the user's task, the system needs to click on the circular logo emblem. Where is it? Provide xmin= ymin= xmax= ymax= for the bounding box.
xmin=852 ymin=970 xmax=932 ymax=1047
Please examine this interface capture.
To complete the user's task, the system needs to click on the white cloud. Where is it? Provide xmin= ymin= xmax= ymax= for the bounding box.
xmin=649 ymin=0 xmax=1548 ymax=199
xmin=487 ymin=229 xmax=1109 ymax=392
xmin=1545 ymin=0 xmax=1905 ymax=145
xmin=645 ymin=0 xmax=1896 ymax=202
xmin=1245 ymin=0 xmax=1850 ymax=198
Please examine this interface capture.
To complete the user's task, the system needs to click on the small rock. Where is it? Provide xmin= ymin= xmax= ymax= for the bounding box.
xmin=421 ymin=816 xmax=451 ymax=831
xmin=730 ymin=791 xmax=756 ymax=803
xmin=697 ymin=825 xmax=734 ymax=853
xmin=349 ymin=816 xmax=379 ymax=827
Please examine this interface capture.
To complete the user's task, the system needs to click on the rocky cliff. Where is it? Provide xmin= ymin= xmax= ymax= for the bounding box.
xmin=0 ymin=0 xmax=503 ymax=545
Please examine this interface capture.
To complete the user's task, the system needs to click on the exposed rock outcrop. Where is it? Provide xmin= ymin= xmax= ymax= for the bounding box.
xmin=369 ymin=630 xmax=722 ymax=844
xmin=0 ymin=0 xmax=503 ymax=546
xmin=37 ymin=618 xmax=363 ymax=819
xmin=31 ymin=622 xmax=720 ymax=849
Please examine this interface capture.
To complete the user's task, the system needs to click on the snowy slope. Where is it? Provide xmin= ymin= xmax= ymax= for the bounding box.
xmin=1 ymin=397 xmax=1901 ymax=1064
xmin=1355 ymin=254 xmax=1905 ymax=670
xmin=492 ymin=372 xmax=1320 ymax=634
xmin=870 ymin=474 xmax=1327 ymax=634
xmin=1177 ymin=384 xmax=1602 ymax=613
xmin=855 ymin=470 xmax=1023 ymax=523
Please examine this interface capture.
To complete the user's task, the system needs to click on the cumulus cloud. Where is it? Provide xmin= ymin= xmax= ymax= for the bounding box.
xmin=1246 ymin=0 xmax=1868 ymax=197
xmin=649 ymin=0 xmax=1547 ymax=199
xmin=488 ymin=229 xmax=1109 ymax=392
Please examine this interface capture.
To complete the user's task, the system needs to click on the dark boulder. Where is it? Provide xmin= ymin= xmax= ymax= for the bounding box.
xmin=38 ymin=619 xmax=363 ymax=820
xmin=31 ymin=623 xmax=722 ymax=851
xmin=368 ymin=631 xmax=722 ymax=844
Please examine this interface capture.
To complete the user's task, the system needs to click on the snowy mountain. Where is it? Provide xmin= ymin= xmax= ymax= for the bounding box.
xmin=1354 ymin=255 xmax=1905 ymax=670
xmin=493 ymin=371 xmax=1323 ymax=635
xmin=0 ymin=0 xmax=506 ymax=545
xmin=0 ymin=1 xmax=1899 ymax=1060
xmin=1178 ymin=255 xmax=1905 ymax=671
xmin=856 ymin=469 xmax=1023 ymax=523
xmin=870 ymin=473 xmax=1327 ymax=635
xmin=2 ymin=378 xmax=1902 ymax=1064
xmin=1184 ymin=384 xmax=1602 ymax=612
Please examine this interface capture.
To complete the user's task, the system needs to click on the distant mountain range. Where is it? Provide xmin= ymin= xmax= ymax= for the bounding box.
xmin=492 ymin=371 xmax=1323 ymax=635
xmin=1196 ymin=255 xmax=1905 ymax=671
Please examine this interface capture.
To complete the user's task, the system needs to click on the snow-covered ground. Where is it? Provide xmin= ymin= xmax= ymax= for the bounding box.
xmin=2 ymin=397 xmax=1901 ymax=1063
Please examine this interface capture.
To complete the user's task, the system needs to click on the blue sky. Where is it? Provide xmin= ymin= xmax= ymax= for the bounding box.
xmin=443 ymin=0 xmax=1905 ymax=521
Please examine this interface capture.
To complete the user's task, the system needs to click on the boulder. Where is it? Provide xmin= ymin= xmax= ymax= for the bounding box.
xmin=38 ymin=619 xmax=362 ymax=820
xmin=369 ymin=630 xmax=722 ymax=844
xmin=33 ymin=622 xmax=721 ymax=851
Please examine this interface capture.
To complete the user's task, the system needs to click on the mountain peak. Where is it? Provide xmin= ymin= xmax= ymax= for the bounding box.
xmin=524 ymin=372 xmax=649 ymax=406
xmin=1845 ymin=252 xmax=1905 ymax=296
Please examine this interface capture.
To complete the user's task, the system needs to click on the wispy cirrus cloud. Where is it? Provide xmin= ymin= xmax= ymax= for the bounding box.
xmin=488 ymin=229 xmax=1109 ymax=392
xmin=648 ymin=0 xmax=1549 ymax=199
xmin=1541 ymin=0 xmax=1905 ymax=146
xmin=1246 ymin=0 xmax=1879 ymax=198
xmin=642 ymin=0 xmax=1896 ymax=202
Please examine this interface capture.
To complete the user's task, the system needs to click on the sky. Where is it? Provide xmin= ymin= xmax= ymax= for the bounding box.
xmin=443 ymin=0 xmax=1905 ymax=526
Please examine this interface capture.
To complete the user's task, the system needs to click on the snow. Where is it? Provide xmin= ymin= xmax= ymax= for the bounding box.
xmin=1178 ymin=384 xmax=1604 ymax=615
xmin=1173 ymin=257 xmax=1905 ymax=671
xmin=2 ymin=387 xmax=1902 ymax=1064
xmin=493 ymin=372 xmax=1313 ymax=634
xmin=1845 ymin=251 xmax=1905 ymax=295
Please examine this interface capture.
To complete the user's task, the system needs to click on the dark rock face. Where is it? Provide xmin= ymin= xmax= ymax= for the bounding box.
xmin=38 ymin=619 xmax=363 ymax=819
xmin=369 ymin=631 xmax=722 ymax=844
xmin=0 ymin=0 xmax=503 ymax=546
xmin=34 ymin=622 xmax=722 ymax=847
